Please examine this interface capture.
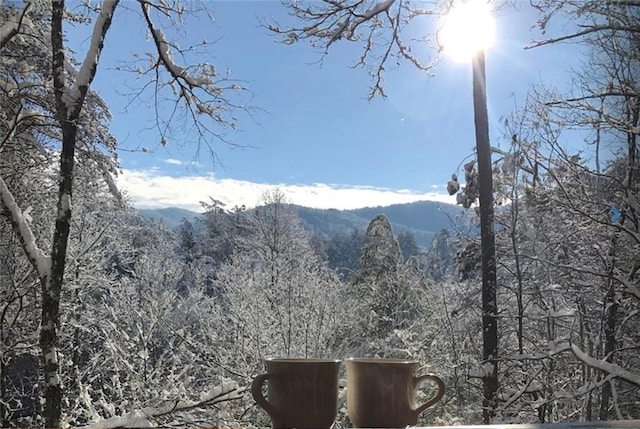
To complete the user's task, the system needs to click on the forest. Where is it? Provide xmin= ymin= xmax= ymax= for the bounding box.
xmin=0 ymin=0 xmax=639 ymax=427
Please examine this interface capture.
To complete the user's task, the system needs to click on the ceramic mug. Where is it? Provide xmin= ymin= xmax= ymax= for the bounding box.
xmin=346 ymin=358 xmax=445 ymax=428
xmin=251 ymin=357 xmax=341 ymax=429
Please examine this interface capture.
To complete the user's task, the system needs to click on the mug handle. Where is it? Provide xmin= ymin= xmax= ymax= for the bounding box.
xmin=412 ymin=374 xmax=446 ymax=417
xmin=251 ymin=373 xmax=281 ymax=422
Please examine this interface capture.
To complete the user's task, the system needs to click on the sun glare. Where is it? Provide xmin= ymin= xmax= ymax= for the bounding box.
xmin=440 ymin=0 xmax=495 ymax=62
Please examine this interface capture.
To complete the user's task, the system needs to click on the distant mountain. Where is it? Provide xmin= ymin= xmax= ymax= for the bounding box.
xmin=351 ymin=201 xmax=463 ymax=233
xmin=138 ymin=207 xmax=201 ymax=228
xmin=296 ymin=201 xmax=468 ymax=247
xmin=138 ymin=200 xmax=471 ymax=248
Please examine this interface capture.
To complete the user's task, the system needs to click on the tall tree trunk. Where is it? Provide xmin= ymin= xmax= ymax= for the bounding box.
xmin=599 ymin=102 xmax=638 ymax=420
xmin=43 ymin=0 xmax=117 ymax=425
xmin=472 ymin=50 xmax=499 ymax=424
xmin=39 ymin=122 xmax=77 ymax=428
xmin=599 ymin=225 xmax=621 ymax=420
xmin=39 ymin=4 xmax=70 ymax=426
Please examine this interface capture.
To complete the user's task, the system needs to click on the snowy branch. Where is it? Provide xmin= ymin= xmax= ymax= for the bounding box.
xmin=500 ymin=368 xmax=544 ymax=410
xmin=97 ymin=160 xmax=124 ymax=207
xmin=0 ymin=176 xmax=51 ymax=279
xmin=140 ymin=1 xmax=211 ymax=90
xmin=85 ymin=382 xmax=245 ymax=429
xmin=271 ymin=0 xmax=444 ymax=99
xmin=613 ymin=275 xmax=640 ymax=301
xmin=0 ymin=107 xmax=44 ymax=151
xmin=64 ymin=0 xmax=119 ymax=118
xmin=523 ymin=253 xmax=640 ymax=301
xmin=344 ymin=0 xmax=395 ymax=42
xmin=0 ymin=2 xmax=31 ymax=49
xmin=570 ymin=343 xmax=640 ymax=387
xmin=126 ymin=0 xmax=250 ymax=151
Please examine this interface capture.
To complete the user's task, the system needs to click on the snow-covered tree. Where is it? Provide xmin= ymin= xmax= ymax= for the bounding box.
xmin=0 ymin=1 xmax=248 ymax=425
xmin=506 ymin=0 xmax=640 ymax=419
xmin=59 ymin=215 xmax=242 ymax=427
xmin=216 ymin=189 xmax=345 ymax=365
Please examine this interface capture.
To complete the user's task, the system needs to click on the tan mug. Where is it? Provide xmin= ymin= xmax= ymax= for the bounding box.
xmin=346 ymin=358 xmax=445 ymax=428
xmin=251 ymin=357 xmax=341 ymax=429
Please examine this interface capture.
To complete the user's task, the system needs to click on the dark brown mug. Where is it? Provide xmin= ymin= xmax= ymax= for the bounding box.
xmin=346 ymin=358 xmax=445 ymax=428
xmin=251 ymin=357 xmax=342 ymax=429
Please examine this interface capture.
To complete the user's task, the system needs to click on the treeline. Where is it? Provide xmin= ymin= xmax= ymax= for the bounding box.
xmin=175 ymin=197 xmax=455 ymax=282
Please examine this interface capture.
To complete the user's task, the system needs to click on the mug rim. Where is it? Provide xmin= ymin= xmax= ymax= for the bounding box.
xmin=265 ymin=357 xmax=342 ymax=363
xmin=345 ymin=357 xmax=419 ymax=364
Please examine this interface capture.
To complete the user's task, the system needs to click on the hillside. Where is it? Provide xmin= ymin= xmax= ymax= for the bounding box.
xmin=296 ymin=201 xmax=468 ymax=247
xmin=138 ymin=207 xmax=201 ymax=228
xmin=139 ymin=200 xmax=470 ymax=247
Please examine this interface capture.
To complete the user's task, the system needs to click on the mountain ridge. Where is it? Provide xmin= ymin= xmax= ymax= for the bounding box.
xmin=138 ymin=200 xmax=470 ymax=247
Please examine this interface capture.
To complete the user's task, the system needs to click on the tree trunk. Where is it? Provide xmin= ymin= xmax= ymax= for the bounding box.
xmin=39 ymin=3 xmax=74 ymax=426
xmin=598 ymin=284 xmax=618 ymax=420
xmin=43 ymin=0 xmax=117 ymax=424
xmin=578 ymin=298 xmax=593 ymax=421
xmin=39 ymin=121 xmax=77 ymax=428
xmin=472 ymin=49 xmax=499 ymax=424
xmin=599 ymin=236 xmax=619 ymax=421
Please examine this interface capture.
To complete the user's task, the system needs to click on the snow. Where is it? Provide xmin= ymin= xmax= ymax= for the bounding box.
xmin=549 ymin=308 xmax=576 ymax=318
xmin=97 ymin=158 xmax=124 ymax=207
xmin=0 ymin=20 xmax=16 ymax=46
xmin=467 ymin=362 xmax=496 ymax=378
xmin=618 ymin=275 xmax=640 ymax=301
xmin=363 ymin=0 xmax=394 ymax=18
xmin=525 ymin=381 xmax=543 ymax=392
xmin=154 ymin=29 xmax=185 ymax=76
xmin=88 ymin=410 xmax=151 ymax=429
xmin=60 ymin=192 xmax=72 ymax=215
xmin=0 ymin=3 xmax=30 ymax=48
xmin=23 ymin=205 xmax=33 ymax=222
xmin=2 ymin=108 xmax=41 ymax=143
xmin=66 ymin=0 xmax=118 ymax=116
xmin=151 ymin=27 xmax=213 ymax=88
xmin=44 ymin=349 xmax=59 ymax=364
xmin=86 ymin=381 xmax=244 ymax=429
xmin=48 ymin=374 xmax=62 ymax=386
xmin=571 ymin=343 xmax=640 ymax=387
xmin=507 ymin=352 xmax=547 ymax=360
xmin=547 ymin=340 xmax=571 ymax=356
xmin=0 ymin=176 xmax=51 ymax=277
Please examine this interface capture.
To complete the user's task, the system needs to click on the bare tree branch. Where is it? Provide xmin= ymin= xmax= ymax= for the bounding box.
xmin=526 ymin=24 xmax=640 ymax=49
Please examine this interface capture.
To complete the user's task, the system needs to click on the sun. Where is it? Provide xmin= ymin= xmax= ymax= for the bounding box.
xmin=440 ymin=0 xmax=495 ymax=62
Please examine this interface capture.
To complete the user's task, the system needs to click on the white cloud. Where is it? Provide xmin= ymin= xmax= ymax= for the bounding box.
xmin=116 ymin=169 xmax=457 ymax=212
xmin=164 ymin=158 xmax=185 ymax=165
xmin=164 ymin=158 xmax=203 ymax=168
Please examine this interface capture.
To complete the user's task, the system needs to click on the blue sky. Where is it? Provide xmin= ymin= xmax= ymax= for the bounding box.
xmin=68 ymin=1 xmax=582 ymax=212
